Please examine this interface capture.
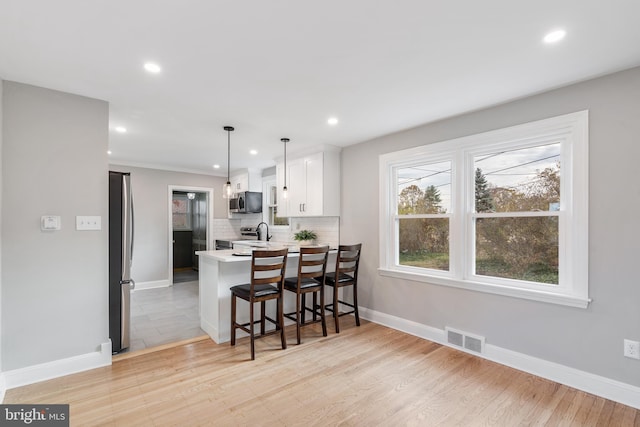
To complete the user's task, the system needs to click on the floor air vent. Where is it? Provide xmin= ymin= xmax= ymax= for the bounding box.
xmin=445 ymin=327 xmax=485 ymax=354
xmin=447 ymin=329 xmax=464 ymax=347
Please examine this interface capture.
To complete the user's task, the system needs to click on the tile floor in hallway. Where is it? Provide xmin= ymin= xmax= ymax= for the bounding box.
xmin=129 ymin=280 xmax=205 ymax=352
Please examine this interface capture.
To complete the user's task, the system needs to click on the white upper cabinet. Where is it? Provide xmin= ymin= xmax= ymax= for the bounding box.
xmin=227 ymin=169 xmax=263 ymax=218
xmin=276 ymin=148 xmax=340 ymax=217
xmin=230 ymin=169 xmax=262 ymax=195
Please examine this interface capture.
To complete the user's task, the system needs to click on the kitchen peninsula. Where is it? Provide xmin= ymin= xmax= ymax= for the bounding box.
xmin=196 ymin=247 xmax=337 ymax=344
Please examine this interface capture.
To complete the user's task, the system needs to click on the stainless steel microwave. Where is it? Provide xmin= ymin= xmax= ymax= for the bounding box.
xmin=229 ymin=191 xmax=262 ymax=213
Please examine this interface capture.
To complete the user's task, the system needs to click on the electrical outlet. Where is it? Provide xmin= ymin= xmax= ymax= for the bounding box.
xmin=624 ymin=339 xmax=640 ymax=359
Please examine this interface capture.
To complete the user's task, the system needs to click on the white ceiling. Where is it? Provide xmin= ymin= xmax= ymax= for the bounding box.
xmin=1 ymin=1 xmax=639 ymax=176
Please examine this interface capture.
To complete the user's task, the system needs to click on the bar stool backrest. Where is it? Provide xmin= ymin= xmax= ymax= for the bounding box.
xmin=250 ymin=248 xmax=288 ymax=295
xmin=333 ymin=244 xmax=362 ymax=282
xmin=296 ymin=246 xmax=330 ymax=288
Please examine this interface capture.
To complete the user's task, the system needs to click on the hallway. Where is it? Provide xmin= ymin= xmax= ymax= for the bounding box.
xmin=129 ymin=280 xmax=205 ymax=352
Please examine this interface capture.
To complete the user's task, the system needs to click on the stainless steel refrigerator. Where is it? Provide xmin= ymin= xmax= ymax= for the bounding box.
xmin=109 ymin=171 xmax=135 ymax=353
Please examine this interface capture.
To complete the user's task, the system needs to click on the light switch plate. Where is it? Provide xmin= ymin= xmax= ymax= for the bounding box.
xmin=41 ymin=215 xmax=61 ymax=231
xmin=76 ymin=216 xmax=102 ymax=231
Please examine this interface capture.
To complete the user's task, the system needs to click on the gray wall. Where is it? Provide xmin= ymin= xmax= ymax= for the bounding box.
xmin=341 ymin=66 xmax=640 ymax=386
xmin=0 ymin=78 xmax=4 ymax=374
xmin=108 ymin=165 xmax=226 ymax=283
xmin=1 ymin=81 xmax=109 ymax=370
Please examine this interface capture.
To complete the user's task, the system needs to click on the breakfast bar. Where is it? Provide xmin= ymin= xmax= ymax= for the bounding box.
xmin=196 ymin=248 xmax=337 ymax=344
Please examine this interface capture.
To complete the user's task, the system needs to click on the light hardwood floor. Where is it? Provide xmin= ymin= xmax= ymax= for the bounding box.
xmin=5 ymin=319 xmax=639 ymax=426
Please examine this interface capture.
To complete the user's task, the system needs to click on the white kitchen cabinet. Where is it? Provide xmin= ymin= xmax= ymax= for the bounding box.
xmin=276 ymin=148 xmax=340 ymax=217
xmin=229 ymin=169 xmax=262 ymax=195
xmin=227 ymin=169 xmax=263 ymax=218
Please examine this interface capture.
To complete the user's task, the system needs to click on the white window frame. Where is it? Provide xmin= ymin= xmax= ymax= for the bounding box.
xmin=379 ymin=111 xmax=589 ymax=308
xmin=262 ymin=176 xmax=290 ymax=229
xmin=172 ymin=193 xmax=192 ymax=231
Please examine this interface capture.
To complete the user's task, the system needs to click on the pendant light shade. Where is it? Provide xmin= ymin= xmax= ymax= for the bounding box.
xmin=281 ymin=138 xmax=289 ymax=199
xmin=223 ymin=126 xmax=234 ymax=199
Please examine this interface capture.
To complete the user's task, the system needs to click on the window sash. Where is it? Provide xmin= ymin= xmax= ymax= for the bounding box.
xmin=172 ymin=194 xmax=192 ymax=230
xmin=262 ymin=178 xmax=289 ymax=228
xmin=380 ymin=111 xmax=589 ymax=308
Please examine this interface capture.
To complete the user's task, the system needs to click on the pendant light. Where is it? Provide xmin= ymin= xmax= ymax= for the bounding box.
xmin=281 ymin=138 xmax=290 ymax=199
xmin=223 ymin=126 xmax=234 ymax=198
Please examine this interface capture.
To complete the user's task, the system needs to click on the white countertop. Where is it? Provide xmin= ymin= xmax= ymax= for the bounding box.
xmin=196 ymin=249 xmax=282 ymax=262
xmin=196 ymin=246 xmax=335 ymax=263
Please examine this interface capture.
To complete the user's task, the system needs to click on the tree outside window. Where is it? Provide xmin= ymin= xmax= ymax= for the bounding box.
xmin=397 ymin=161 xmax=451 ymax=271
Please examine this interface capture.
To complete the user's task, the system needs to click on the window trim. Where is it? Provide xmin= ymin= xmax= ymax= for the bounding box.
xmin=172 ymin=193 xmax=192 ymax=231
xmin=379 ymin=111 xmax=589 ymax=308
xmin=262 ymin=176 xmax=290 ymax=230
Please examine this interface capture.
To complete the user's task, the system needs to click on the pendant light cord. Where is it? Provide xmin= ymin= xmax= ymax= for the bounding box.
xmin=281 ymin=138 xmax=290 ymax=195
xmin=223 ymin=126 xmax=234 ymax=197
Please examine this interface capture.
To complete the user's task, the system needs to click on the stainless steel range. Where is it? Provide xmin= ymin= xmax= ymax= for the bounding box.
xmin=215 ymin=227 xmax=260 ymax=250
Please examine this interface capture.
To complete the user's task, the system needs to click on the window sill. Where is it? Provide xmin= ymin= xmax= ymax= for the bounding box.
xmin=377 ymin=268 xmax=590 ymax=309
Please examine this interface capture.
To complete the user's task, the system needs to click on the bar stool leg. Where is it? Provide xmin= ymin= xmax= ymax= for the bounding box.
xmin=320 ymin=286 xmax=327 ymax=337
xmin=333 ymin=284 xmax=340 ymax=333
xmin=250 ymin=300 xmax=255 ymax=360
xmin=260 ymin=301 xmax=266 ymax=336
xmin=230 ymin=294 xmax=237 ymax=346
xmin=295 ymin=292 xmax=302 ymax=345
xmin=279 ymin=292 xmax=287 ymax=350
xmin=312 ymin=293 xmax=317 ymax=322
xmin=353 ymin=283 xmax=360 ymax=326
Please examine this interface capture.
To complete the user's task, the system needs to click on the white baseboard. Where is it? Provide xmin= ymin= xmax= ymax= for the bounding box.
xmin=359 ymin=307 xmax=640 ymax=410
xmin=3 ymin=341 xmax=112 ymax=391
xmin=133 ymin=279 xmax=171 ymax=291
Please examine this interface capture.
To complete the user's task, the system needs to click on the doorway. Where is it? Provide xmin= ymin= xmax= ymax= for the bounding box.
xmin=172 ymin=191 xmax=205 ymax=283
xmin=167 ymin=185 xmax=214 ymax=286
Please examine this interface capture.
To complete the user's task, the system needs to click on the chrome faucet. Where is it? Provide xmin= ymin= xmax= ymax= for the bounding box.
xmin=256 ymin=222 xmax=271 ymax=241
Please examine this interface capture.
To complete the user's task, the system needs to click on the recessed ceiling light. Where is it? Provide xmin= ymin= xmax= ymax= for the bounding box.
xmin=249 ymin=149 xmax=258 ymax=155
xmin=543 ymin=29 xmax=566 ymax=44
xmin=115 ymin=126 xmax=127 ymax=133
xmin=107 ymin=150 xmax=112 ymax=155
xmin=328 ymin=117 xmax=339 ymax=126
xmin=213 ymin=164 xmax=220 ymax=169
xmin=144 ymin=62 xmax=162 ymax=73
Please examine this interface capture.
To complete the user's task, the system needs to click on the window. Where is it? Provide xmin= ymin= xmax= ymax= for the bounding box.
xmin=172 ymin=193 xmax=192 ymax=230
xmin=397 ymin=160 xmax=452 ymax=272
xmin=379 ymin=111 xmax=589 ymax=308
xmin=263 ymin=177 xmax=289 ymax=227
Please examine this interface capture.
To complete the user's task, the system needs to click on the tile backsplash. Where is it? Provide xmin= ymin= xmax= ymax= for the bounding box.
xmin=212 ymin=218 xmax=242 ymax=240
xmin=270 ymin=217 xmax=339 ymax=248
xmin=212 ymin=216 xmax=340 ymax=248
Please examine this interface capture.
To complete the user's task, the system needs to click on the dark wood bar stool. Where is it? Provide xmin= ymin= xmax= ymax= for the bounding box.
xmin=230 ymin=248 xmax=288 ymax=360
xmin=283 ymin=246 xmax=330 ymax=344
xmin=324 ymin=243 xmax=362 ymax=333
